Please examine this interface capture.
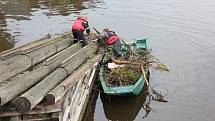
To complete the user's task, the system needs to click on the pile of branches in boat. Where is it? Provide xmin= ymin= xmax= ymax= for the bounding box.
xmin=85 ymin=32 xmax=100 ymax=40
xmin=104 ymin=65 xmax=142 ymax=86
xmin=103 ymin=45 xmax=169 ymax=87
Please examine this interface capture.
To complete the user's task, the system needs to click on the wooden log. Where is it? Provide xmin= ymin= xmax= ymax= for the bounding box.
xmin=54 ymin=36 xmax=73 ymax=52
xmin=15 ymin=68 xmax=68 ymax=113
xmin=15 ymin=43 xmax=98 ymax=113
xmin=25 ymin=43 xmax=57 ymax=65
xmin=0 ymin=101 xmax=61 ymax=117
xmin=61 ymin=42 xmax=98 ymax=74
xmin=0 ymin=48 xmax=21 ymax=60
xmin=0 ymin=44 xmax=80 ymax=106
xmin=25 ymin=36 xmax=73 ymax=66
xmin=0 ymin=35 xmax=73 ymax=84
xmin=0 ymin=55 xmax=31 ymax=84
xmin=45 ymin=54 xmax=102 ymax=105
xmin=21 ymin=34 xmax=72 ymax=55
xmin=0 ymin=66 xmax=51 ymax=106
xmin=0 ymin=116 xmax=20 ymax=121
xmin=0 ymin=34 xmax=71 ymax=60
xmin=61 ymin=64 xmax=97 ymax=121
xmin=44 ymin=43 xmax=81 ymax=70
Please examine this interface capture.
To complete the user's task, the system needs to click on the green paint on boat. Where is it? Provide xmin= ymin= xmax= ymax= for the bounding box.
xmin=130 ymin=38 xmax=149 ymax=49
xmin=99 ymin=38 xmax=148 ymax=96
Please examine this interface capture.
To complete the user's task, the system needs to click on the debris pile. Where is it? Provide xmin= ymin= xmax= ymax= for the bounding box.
xmin=103 ymin=45 xmax=169 ymax=87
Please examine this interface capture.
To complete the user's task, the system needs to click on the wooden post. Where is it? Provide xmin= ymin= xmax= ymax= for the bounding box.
xmin=0 ymin=44 xmax=81 ymax=106
xmin=15 ymin=43 xmax=98 ymax=113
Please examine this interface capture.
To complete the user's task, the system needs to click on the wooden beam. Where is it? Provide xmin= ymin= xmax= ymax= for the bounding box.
xmin=0 ymin=44 xmax=81 ymax=106
xmin=45 ymin=54 xmax=102 ymax=105
xmin=0 ymin=35 xmax=74 ymax=83
xmin=0 ymin=101 xmax=61 ymax=117
xmin=61 ymin=42 xmax=98 ymax=74
xmin=44 ymin=43 xmax=81 ymax=70
xmin=0 ymin=55 xmax=32 ymax=84
xmin=0 ymin=34 xmax=71 ymax=60
xmin=15 ymin=43 xmax=98 ymax=113
xmin=77 ymin=67 xmax=97 ymax=121
xmin=61 ymin=64 xmax=98 ymax=121
xmin=15 ymin=68 xmax=68 ymax=113
xmin=24 ymin=35 xmax=72 ymax=66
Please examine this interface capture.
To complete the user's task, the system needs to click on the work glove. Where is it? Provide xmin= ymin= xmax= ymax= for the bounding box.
xmin=86 ymin=28 xmax=90 ymax=35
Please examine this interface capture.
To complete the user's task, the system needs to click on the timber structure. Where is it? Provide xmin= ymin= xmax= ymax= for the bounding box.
xmin=0 ymin=34 xmax=101 ymax=121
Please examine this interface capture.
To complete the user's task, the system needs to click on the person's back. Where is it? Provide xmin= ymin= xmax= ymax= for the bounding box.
xmin=100 ymin=28 xmax=120 ymax=45
xmin=100 ymin=28 xmax=124 ymax=57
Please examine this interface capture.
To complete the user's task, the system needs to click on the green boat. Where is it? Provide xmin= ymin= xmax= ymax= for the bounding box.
xmin=99 ymin=38 xmax=149 ymax=95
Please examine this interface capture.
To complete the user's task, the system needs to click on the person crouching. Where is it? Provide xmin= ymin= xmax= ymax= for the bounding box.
xmin=100 ymin=28 xmax=123 ymax=57
xmin=72 ymin=16 xmax=90 ymax=47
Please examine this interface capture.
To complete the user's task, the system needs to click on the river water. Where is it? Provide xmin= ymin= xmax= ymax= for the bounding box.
xmin=1 ymin=0 xmax=215 ymax=121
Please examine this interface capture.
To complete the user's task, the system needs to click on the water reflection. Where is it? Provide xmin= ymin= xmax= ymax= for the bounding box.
xmin=0 ymin=31 xmax=14 ymax=52
xmin=83 ymin=85 xmax=100 ymax=121
xmin=0 ymin=0 xmax=102 ymax=52
xmin=100 ymin=88 xmax=148 ymax=121
xmin=83 ymin=81 xmax=169 ymax=121
xmin=0 ymin=9 xmax=14 ymax=52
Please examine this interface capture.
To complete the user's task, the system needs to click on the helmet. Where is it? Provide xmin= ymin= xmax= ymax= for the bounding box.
xmin=77 ymin=16 xmax=88 ymax=21
xmin=82 ymin=16 xmax=88 ymax=21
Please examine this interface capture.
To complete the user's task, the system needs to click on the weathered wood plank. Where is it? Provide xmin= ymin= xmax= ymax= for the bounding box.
xmin=0 ymin=65 xmax=51 ymax=106
xmin=15 ymin=43 xmax=98 ymax=113
xmin=25 ymin=36 xmax=73 ymax=65
xmin=26 ymin=43 xmax=57 ymax=65
xmin=0 ymin=48 xmax=22 ymax=60
xmin=15 ymin=68 xmax=68 ymax=113
xmin=0 ymin=44 xmax=80 ymax=106
xmin=76 ymin=67 xmax=97 ymax=121
xmin=44 ymin=43 xmax=81 ymax=70
xmin=45 ymin=54 xmax=102 ymax=105
xmin=0 ymin=37 xmax=46 ymax=58
xmin=0 ymin=34 xmax=71 ymax=60
xmin=0 ymin=115 xmax=20 ymax=121
xmin=60 ymin=78 xmax=83 ymax=121
xmin=0 ymin=35 xmax=74 ymax=84
xmin=54 ymin=37 xmax=72 ymax=52
xmin=61 ymin=66 xmax=97 ymax=121
xmin=0 ymin=55 xmax=31 ymax=84
xmin=61 ymin=42 xmax=98 ymax=74
xmin=0 ymin=101 xmax=61 ymax=117
xmin=21 ymin=35 xmax=69 ymax=54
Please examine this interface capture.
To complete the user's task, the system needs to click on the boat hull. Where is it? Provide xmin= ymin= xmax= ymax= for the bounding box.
xmin=99 ymin=66 xmax=145 ymax=96
xmin=99 ymin=38 xmax=148 ymax=96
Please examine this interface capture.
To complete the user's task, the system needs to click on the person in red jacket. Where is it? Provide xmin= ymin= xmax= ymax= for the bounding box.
xmin=72 ymin=16 xmax=90 ymax=47
xmin=99 ymin=28 xmax=123 ymax=56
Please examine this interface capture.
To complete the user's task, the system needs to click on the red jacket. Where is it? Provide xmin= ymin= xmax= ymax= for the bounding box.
xmin=106 ymin=35 xmax=120 ymax=45
xmin=72 ymin=18 xmax=87 ymax=31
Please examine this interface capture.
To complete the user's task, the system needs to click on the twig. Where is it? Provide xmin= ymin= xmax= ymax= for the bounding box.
xmin=141 ymin=66 xmax=149 ymax=86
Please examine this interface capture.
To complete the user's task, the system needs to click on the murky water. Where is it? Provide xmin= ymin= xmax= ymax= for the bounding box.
xmin=1 ymin=0 xmax=215 ymax=121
